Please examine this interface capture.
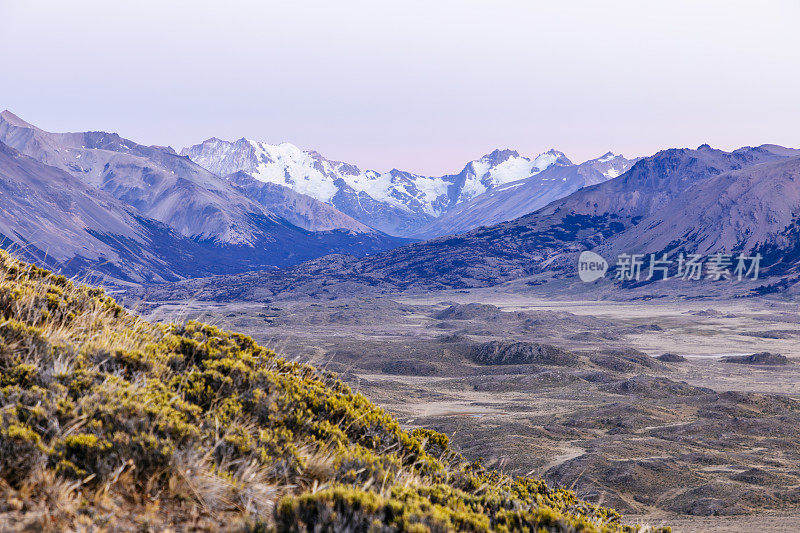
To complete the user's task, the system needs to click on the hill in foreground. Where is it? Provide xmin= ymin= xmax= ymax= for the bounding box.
xmin=0 ymin=249 xmax=665 ymax=531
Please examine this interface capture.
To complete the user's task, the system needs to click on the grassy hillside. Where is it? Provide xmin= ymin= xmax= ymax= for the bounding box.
xmin=0 ymin=249 xmax=666 ymax=532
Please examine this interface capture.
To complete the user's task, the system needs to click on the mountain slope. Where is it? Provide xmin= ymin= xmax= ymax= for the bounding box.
xmin=0 ymin=249 xmax=657 ymax=532
xmin=0 ymin=111 xmax=267 ymax=244
xmin=414 ymin=153 xmax=637 ymax=238
xmin=0 ymin=140 xmax=206 ymax=283
xmin=543 ymin=144 xmax=790 ymax=220
xmin=182 ymin=138 xmax=574 ymax=236
xmin=605 ymin=155 xmax=800 ymax=285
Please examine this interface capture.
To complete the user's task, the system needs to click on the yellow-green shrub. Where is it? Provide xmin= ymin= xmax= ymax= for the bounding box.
xmin=0 ymin=249 xmax=666 ymax=532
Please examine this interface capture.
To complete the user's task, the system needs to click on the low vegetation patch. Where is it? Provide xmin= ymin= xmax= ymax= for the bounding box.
xmin=0 ymin=249 xmax=666 ymax=531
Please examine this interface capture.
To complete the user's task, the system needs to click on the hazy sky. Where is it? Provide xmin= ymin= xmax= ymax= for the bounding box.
xmin=2 ymin=0 xmax=799 ymax=175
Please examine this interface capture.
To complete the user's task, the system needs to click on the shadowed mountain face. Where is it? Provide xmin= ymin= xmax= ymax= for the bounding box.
xmin=0 ymin=140 xmax=208 ymax=283
xmin=609 ymin=156 xmax=800 ymax=256
xmin=602 ymin=155 xmax=800 ymax=289
xmin=547 ymin=144 xmax=790 ymax=219
xmin=0 ymin=111 xmax=265 ymax=244
xmin=132 ymin=144 xmax=800 ymax=300
xmin=0 ymin=112 xmax=408 ymax=283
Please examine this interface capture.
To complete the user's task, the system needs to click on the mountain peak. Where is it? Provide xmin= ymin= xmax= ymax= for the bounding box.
xmin=480 ymin=148 xmax=522 ymax=164
xmin=533 ymin=149 xmax=572 ymax=168
xmin=276 ymin=141 xmax=303 ymax=151
xmin=0 ymin=110 xmax=36 ymax=129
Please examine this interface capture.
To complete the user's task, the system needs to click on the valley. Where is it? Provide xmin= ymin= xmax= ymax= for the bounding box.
xmin=4 ymin=2 xmax=798 ymax=530
xmin=140 ymin=292 xmax=800 ymax=532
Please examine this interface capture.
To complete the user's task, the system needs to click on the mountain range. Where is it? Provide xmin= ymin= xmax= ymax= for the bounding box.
xmin=412 ymin=151 xmax=638 ymax=239
xmin=0 ymin=110 xmax=636 ymax=283
xmin=5 ymin=108 xmax=800 ymax=297
xmin=182 ymin=138 xmax=634 ymax=236
xmin=0 ymin=140 xmax=188 ymax=283
xmin=132 ymin=143 xmax=800 ymax=301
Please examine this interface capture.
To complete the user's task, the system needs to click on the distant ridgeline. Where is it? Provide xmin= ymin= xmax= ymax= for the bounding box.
xmin=0 ymin=249 xmax=666 ymax=532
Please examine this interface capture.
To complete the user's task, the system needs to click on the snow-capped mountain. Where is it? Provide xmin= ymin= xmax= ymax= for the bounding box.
xmin=181 ymin=139 xmax=574 ymax=236
xmin=447 ymin=148 xmax=574 ymax=204
xmin=181 ymin=138 xmax=440 ymax=235
xmin=413 ymin=152 xmax=638 ymax=238
xmin=586 ymin=152 xmax=634 ymax=181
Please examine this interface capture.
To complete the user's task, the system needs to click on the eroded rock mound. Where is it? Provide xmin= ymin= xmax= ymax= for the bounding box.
xmin=434 ymin=302 xmax=504 ymax=320
xmin=723 ymin=352 xmax=790 ymax=366
xmin=658 ymin=353 xmax=686 ymax=362
xmin=471 ymin=340 xmax=578 ymax=366
xmin=590 ymin=349 xmax=664 ymax=372
xmin=602 ymin=376 xmax=715 ymax=399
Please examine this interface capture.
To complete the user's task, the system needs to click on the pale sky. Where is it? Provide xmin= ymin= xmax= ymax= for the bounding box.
xmin=2 ymin=0 xmax=799 ymax=175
